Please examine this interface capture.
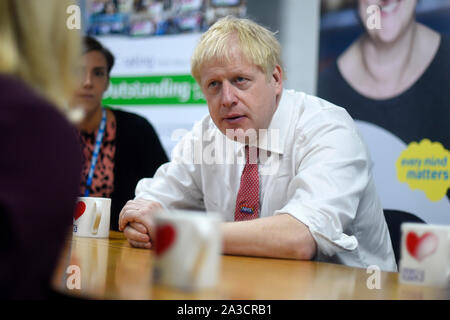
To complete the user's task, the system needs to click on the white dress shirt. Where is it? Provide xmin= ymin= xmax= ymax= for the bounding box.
xmin=136 ymin=89 xmax=397 ymax=272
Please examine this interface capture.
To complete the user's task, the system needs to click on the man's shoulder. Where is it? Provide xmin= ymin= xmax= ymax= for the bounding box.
xmin=281 ymin=89 xmax=306 ymax=105
xmin=281 ymin=89 xmax=347 ymax=114
xmin=279 ymin=89 xmax=353 ymax=128
xmin=294 ymin=91 xmax=356 ymax=130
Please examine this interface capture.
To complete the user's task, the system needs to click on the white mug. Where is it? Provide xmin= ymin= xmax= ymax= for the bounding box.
xmin=73 ymin=197 xmax=111 ymax=238
xmin=399 ymin=223 xmax=450 ymax=288
xmin=153 ymin=210 xmax=222 ymax=291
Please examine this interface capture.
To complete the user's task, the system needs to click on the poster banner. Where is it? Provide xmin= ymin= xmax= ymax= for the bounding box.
xmin=317 ymin=0 xmax=450 ymax=224
xmin=103 ymin=74 xmax=205 ymax=105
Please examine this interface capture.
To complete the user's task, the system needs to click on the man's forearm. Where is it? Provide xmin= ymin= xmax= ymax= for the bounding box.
xmin=221 ymin=214 xmax=317 ymax=260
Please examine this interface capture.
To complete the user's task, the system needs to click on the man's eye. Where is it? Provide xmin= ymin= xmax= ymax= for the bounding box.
xmin=235 ymin=77 xmax=247 ymax=83
xmin=208 ymin=81 xmax=218 ymax=88
xmin=95 ymin=70 xmax=106 ymax=77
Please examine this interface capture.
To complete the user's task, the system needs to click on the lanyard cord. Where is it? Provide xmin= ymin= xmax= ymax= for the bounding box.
xmin=84 ymin=108 xmax=107 ymax=197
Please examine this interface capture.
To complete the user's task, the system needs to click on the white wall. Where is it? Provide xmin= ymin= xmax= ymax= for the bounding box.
xmin=247 ymin=0 xmax=320 ymax=94
xmin=279 ymin=0 xmax=320 ymax=95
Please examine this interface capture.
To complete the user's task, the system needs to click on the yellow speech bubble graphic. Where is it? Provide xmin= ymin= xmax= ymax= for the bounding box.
xmin=396 ymin=139 xmax=450 ymax=201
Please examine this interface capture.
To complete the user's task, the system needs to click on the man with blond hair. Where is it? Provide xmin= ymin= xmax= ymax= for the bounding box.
xmin=119 ymin=16 xmax=396 ymax=271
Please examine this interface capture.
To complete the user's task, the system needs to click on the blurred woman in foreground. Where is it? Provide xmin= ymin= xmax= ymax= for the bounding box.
xmin=0 ymin=0 xmax=83 ymax=299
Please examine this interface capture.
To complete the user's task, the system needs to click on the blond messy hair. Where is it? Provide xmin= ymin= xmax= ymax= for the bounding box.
xmin=191 ymin=16 xmax=285 ymax=83
xmin=0 ymin=0 xmax=81 ymax=121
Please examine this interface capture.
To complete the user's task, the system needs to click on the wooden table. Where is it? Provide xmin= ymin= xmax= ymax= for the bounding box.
xmin=51 ymin=231 xmax=450 ymax=300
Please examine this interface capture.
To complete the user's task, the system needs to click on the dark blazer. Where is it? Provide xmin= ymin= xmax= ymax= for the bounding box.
xmin=0 ymin=74 xmax=82 ymax=299
xmin=109 ymin=108 xmax=168 ymax=230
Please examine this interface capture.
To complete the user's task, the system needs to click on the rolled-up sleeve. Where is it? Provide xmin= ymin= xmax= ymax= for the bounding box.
xmin=275 ymin=111 xmax=370 ymax=257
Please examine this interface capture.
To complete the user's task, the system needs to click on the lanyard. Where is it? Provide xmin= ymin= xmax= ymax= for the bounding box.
xmin=84 ymin=108 xmax=107 ymax=197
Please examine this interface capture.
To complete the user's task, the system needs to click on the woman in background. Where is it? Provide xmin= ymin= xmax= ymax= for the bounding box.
xmin=0 ymin=0 xmax=83 ymax=299
xmin=318 ymin=0 xmax=450 ymax=211
xmin=318 ymin=0 xmax=449 ymax=150
xmin=71 ymin=36 xmax=168 ymax=231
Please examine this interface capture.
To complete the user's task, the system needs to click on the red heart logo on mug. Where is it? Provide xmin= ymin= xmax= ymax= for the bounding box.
xmin=406 ymin=231 xmax=439 ymax=261
xmin=155 ymin=224 xmax=176 ymax=256
xmin=74 ymin=201 xmax=86 ymax=220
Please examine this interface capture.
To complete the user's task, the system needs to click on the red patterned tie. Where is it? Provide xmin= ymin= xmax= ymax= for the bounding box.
xmin=234 ymin=146 xmax=259 ymax=221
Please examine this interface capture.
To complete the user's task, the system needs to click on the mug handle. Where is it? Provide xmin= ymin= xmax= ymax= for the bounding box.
xmin=91 ymin=201 xmax=103 ymax=235
xmin=189 ymin=226 xmax=210 ymax=286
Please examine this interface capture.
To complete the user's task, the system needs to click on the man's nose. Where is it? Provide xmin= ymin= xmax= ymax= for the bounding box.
xmin=221 ymin=81 xmax=238 ymax=108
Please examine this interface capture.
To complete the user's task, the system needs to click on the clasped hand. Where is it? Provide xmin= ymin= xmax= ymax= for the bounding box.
xmin=118 ymin=198 xmax=163 ymax=249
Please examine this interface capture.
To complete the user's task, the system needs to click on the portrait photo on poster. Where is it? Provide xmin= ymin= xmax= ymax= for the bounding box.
xmin=317 ymin=0 xmax=450 ymax=225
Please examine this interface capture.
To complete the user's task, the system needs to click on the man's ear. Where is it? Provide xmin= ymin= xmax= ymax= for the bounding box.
xmin=272 ymin=65 xmax=283 ymax=95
